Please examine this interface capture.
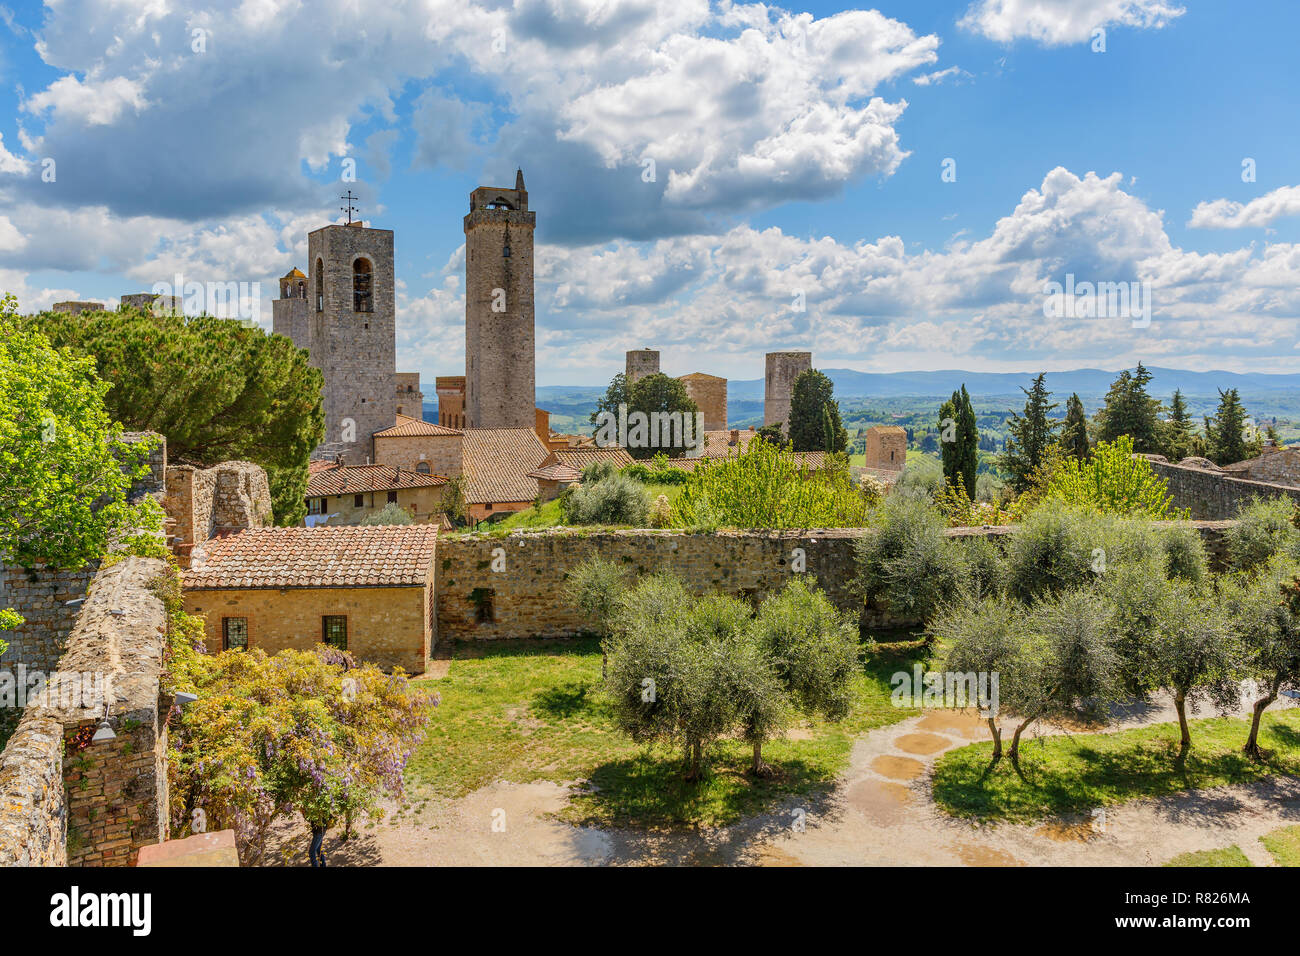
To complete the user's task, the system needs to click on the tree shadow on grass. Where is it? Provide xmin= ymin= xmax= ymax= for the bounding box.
xmin=531 ymin=680 xmax=594 ymax=719
xmin=567 ymin=749 xmax=840 ymax=841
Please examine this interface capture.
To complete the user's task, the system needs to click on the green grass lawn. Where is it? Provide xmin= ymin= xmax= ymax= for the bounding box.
xmin=1260 ymin=824 xmax=1300 ymax=866
xmin=406 ymin=632 xmax=925 ymax=829
xmin=931 ymin=710 xmax=1300 ymax=824
xmin=1164 ymin=846 xmax=1254 ymax=867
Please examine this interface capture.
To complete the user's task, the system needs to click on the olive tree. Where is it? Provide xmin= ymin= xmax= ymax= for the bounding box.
xmin=563 ymin=555 xmax=631 ymax=677
xmin=1224 ymin=559 xmax=1300 ymax=759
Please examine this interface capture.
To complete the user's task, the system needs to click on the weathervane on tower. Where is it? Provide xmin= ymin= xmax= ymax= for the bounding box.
xmin=340 ymin=191 xmax=359 ymax=225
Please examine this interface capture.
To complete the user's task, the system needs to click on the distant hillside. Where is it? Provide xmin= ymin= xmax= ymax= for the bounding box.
xmin=421 ymin=367 xmax=1300 ymax=432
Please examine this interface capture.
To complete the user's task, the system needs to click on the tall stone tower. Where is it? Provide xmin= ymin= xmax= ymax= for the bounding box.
xmin=464 ymin=170 xmax=536 ymax=430
xmin=625 ymin=349 xmax=660 ymax=385
xmin=764 ymin=351 xmax=812 ymax=434
xmin=273 ymin=222 xmax=396 ymax=464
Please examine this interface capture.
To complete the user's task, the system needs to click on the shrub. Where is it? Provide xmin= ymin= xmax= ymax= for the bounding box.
xmin=962 ymin=533 xmax=1006 ymax=600
xmin=1041 ymin=435 xmax=1186 ymax=519
xmin=359 ymin=502 xmax=414 ymax=525
xmin=672 ymin=438 xmax=872 ymax=529
xmin=893 ymin=455 xmax=945 ymax=503
xmin=649 ymin=493 xmax=673 ymax=527
xmin=853 ymin=496 xmax=967 ymax=622
xmin=561 ymin=472 xmax=651 ymax=526
xmin=1159 ymin=522 xmax=1209 ymax=583
xmin=1004 ymin=503 xmax=1095 ymax=603
xmin=1226 ymin=497 xmax=1300 ymax=573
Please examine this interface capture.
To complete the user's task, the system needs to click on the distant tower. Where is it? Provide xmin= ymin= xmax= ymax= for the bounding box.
xmin=273 ymin=222 xmax=396 ymax=464
xmin=678 ymin=372 xmax=727 ymax=431
xmin=764 ymin=351 xmax=812 ymax=433
xmin=625 ymin=349 xmax=660 ymax=385
xmin=464 ymin=169 xmax=536 ymax=430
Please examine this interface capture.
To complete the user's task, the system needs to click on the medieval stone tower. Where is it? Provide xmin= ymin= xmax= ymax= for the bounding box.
xmin=764 ymin=351 xmax=812 ymax=433
xmin=273 ymin=222 xmax=396 ymax=464
xmin=464 ymin=170 xmax=536 ymax=430
xmin=625 ymin=349 xmax=660 ymax=385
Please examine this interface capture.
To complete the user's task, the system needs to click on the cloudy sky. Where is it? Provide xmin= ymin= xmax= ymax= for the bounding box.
xmin=1 ymin=0 xmax=1297 ymax=386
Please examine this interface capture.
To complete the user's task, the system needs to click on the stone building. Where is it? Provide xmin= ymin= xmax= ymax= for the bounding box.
xmin=273 ymin=222 xmax=420 ymax=465
xmin=764 ymin=351 xmax=812 ymax=433
xmin=460 ymin=428 xmax=549 ymax=521
xmin=435 ymin=376 xmax=467 ymax=429
xmin=183 ymin=525 xmax=440 ymax=673
xmin=464 ymin=170 xmax=536 ymax=430
xmin=625 ymin=349 xmax=660 ymax=384
xmin=395 ymin=372 xmax=424 ymax=418
xmin=864 ymin=425 xmax=908 ymax=471
xmin=678 ymin=372 xmax=727 ymax=431
xmin=528 ymin=446 xmax=634 ymax=501
xmin=51 ymin=301 xmax=105 ymax=314
xmin=372 ymin=414 xmax=464 ymax=477
xmin=120 ymin=292 xmax=182 ymax=314
xmin=305 ymin=461 xmax=448 ymax=525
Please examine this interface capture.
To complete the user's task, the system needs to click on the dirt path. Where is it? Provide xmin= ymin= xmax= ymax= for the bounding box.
xmin=274 ymin=691 xmax=1300 ymax=866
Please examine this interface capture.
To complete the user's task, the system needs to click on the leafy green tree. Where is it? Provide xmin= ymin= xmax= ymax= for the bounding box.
xmin=755 ymin=423 xmax=790 ymax=449
xmin=1149 ymin=586 xmax=1242 ymax=756
xmin=1058 ymin=393 xmax=1090 ymax=461
xmin=1000 ymin=374 xmax=1060 ymax=493
xmin=1223 ymin=562 xmax=1300 ymax=759
xmin=589 ymin=372 xmax=630 ymax=430
xmin=26 ymin=306 xmax=324 ymax=525
xmin=748 ymin=578 xmax=862 ymax=774
xmin=0 ymin=293 xmax=157 ymax=658
xmin=1204 ymin=387 xmax=1260 ymax=466
xmin=1043 ymin=435 xmax=1185 ymax=518
xmin=1163 ymin=389 xmax=1196 ymax=461
xmin=168 ymin=642 xmax=433 ymax=865
xmin=563 ymin=555 xmax=631 ymax=676
xmin=853 ymin=495 xmax=967 ymax=622
xmin=788 ymin=369 xmax=847 ymax=453
xmin=624 ymin=373 xmax=700 ymax=460
xmin=939 ymin=386 xmax=978 ymax=498
xmin=1094 ymin=363 xmax=1164 ymax=454
xmin=603 ymin=575 xmax=744 ymax=780
xmin=1225 ymin=497 xmax=1300 ymax=573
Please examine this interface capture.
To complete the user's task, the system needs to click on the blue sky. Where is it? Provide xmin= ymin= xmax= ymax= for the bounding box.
xmin=0 ymin=0 xmax=1297 ymax=386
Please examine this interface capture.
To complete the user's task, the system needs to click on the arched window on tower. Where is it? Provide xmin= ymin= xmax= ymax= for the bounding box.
xmin=353 ymin=258 xmax=373 ymax=313
xmin=315 ymin=260 xmax=324 ymax=311
xmin=415 ymin=461 xmax=431 ymax=475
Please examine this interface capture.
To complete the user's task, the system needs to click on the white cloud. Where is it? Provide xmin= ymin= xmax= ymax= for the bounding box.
xmin=912 ymin=65 xmax=972 ymax=86
xmin=23 ymin=75 xmax=149 ymax=126
xmin=1188 ymin=185 xmax=1300 ymax=230
xmin=959 ymin=0 xmax=1184 ymax=46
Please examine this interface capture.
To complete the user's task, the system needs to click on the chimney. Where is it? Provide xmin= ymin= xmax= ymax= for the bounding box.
xmin=730 ymin=429 xmax=739 ymax=445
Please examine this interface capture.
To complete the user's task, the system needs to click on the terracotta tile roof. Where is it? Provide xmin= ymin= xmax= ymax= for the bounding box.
xmin=373 ymin=414 xmax=463 ymax=438
xmin=184 ymin=526 xmax=439 ymax=590
xmin=306 ymin=463 xmax=447 ymax=497
xmin=679 ymin=372 xmax=726 ymax=381
xmin=462 ymin=428 xmax=549 ymax=504
xmin=702 ymin=428 xmax=758 ymax=458
xmin=543 ymin=446 xmax=633 ymax=471
xmin=308 ymin=459 xmax=340 ymax=475
xmin=528 ymin=462 xmax=582 ymax=482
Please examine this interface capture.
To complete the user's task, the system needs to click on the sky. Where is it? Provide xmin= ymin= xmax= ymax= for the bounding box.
xmin=0 ymin=0 xmax=1297 ymax=387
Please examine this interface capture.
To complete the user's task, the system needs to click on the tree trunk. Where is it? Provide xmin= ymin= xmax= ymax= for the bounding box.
xmin=751 ymin=739 xmax=774 ymax=777
xmin=684 ymin=739 xmax=703 ymax=781
xmin=1244 ymin=675 xmax=1282 ymax=760
xmin=1009 ymin=716 xmax=1036 ymax=781
xmin=1174 ymin=691 xmax=1191 ymax=756
xmin=983 ymin=718 xmax=1003 ymax=777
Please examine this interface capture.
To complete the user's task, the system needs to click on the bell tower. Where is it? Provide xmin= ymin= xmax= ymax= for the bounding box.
xmin=274 ymin=219 xmax=396 ymax=464
xmin=464 ymin=169 xmax=536 ymax=430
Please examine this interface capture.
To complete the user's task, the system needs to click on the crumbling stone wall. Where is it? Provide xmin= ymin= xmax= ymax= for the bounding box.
xmin=1151 ymin=459 xmax=1300 ymax=520
xmin=436 ymin=522 xmax=1235 ymax=641
xmin=163 ymin=461 xmax=272 ymax=563
xmin=0 ymin=556 xmax=169 ymax=867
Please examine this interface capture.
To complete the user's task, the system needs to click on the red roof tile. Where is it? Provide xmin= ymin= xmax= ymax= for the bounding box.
xmin=373 ymin=414 xmax=463 ymax=438
xmin=462 ymin=428 xmax=549 ymax=504
xmin=306 ymin=463 xmax=447 ymax=496
xmin=183 ymin=525 xmax=439 ymax=590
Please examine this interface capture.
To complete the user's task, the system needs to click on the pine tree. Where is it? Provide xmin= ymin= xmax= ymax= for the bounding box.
xmin=1059 ymin=392 xmax=1090 ymax=461
xmin=788 ymin=369 xmax=847 ymax=453
xmin=1000 ymin=373 xmax=1060 ymax=493
xmin=1205 ymin=387 xmax=1259 ymax=465
xmin=1094 ymin=362 xmax=1164 ymax=454
xmin=1163 ymin=388 xmax=1195 ymax=461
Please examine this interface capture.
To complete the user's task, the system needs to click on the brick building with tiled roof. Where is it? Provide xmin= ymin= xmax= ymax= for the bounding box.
xmin=183 ymin=525 xmax=439 ymax=673
xmin=461 ymin=428 xmax=550 ymax=520
xmin=527 ymin=445 xmax=633 ymax=501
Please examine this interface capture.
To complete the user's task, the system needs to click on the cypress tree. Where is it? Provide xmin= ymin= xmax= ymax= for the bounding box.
xmin=1000 ymin=373 xmax=1060 ymax=493
xmin=1059 ymin=392 xmax=1090 ymax=461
